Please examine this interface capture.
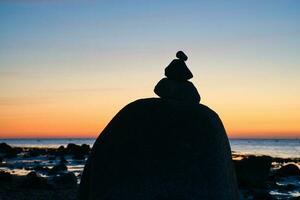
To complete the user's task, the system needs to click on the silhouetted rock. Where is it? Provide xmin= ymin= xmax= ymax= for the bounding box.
xmin=0 ymin=143 xmax=17 ymax=158
xmin=176 ymin=50 xmax=188 ymax=61
xmin=79 ymin=98 xmax=238 ymax=200
xmin=22 ymin=171 xmax=49 ymax=189
xmin=234 ymin=155 xmax=272 ymax=187
xmin=33 ymin=165 xmax=51 ymax=173
xmin=56 ymin=145 xmax=65 ymax=156
xmin=28 ymin=148 xmax=46 ymax=157
xmin=165 ymin=59 xmax=193 ymax=81
xmin=154 ymin=78 xmax=200 ymax=103
xmin=275 ymin=164 xmax=300 ymax=177
xmin=49 ymin=163 xmax=67 ymax=175
xmin=52 ymin=172 xmax=77 ymax=188
xmin=81 ymin=144 xmax=91 ymax=154
xmin=60 ymin=156 xmax=68 ymax=164
xmin=66 ymin=143 xmax=90 ymax=157
xmin=0 ymin=171 xmax=12 ymax=182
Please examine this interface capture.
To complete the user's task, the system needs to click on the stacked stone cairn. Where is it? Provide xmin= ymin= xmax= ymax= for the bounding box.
xmin=154 ymin=51 xmax=201 ymax=103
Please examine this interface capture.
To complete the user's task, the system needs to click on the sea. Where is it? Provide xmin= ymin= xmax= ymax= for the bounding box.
xmin=0 ymin=138 xmax=299 ymax=158
xmin=0 ymin=138 xmax=299 ymax=198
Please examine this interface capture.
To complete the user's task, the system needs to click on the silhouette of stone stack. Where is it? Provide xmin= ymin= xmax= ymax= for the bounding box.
xmin=78 ymin=51 xmax=239 ymax=200
xmin=154 ymin=51 xmax=201 ymax=103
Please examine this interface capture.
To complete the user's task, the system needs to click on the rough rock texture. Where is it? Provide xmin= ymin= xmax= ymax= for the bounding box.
xmin=79 ymin=98 xmax=238 ymax=200
xmin=154 ymin=78 xmax=200 ymax=103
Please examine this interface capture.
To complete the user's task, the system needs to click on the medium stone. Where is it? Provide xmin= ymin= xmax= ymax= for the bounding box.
xmin=154 ymin=78 xmax=200 ymax=103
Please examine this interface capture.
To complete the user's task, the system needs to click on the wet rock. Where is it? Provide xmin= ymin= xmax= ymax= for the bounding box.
xmin=0 ymin=171 xmax=12 ymax=182
xmin=28 ymin=148 xmax=46 ymax=157
xmin=22 ymin=171 xmax=50 ymax=189
xmin=0 ymin=143 xmax=17 ymax=158
xmin=60 ymin=156 xmax=68 ymax=164
xmin=81 ymin=144 xmax=91 ymax=154
xmin=79 ymin=98 xmax=239 ymax=200
xmin=49 ymin=163 xmax=67 ymax=175
xmin=276 ymin=164 xmax=300 ymax=177
xmin=56 ymin=145 xmax=65 ymax=156
xmin=33 ymin=165 xmax=51 ymax=173
xmin=234 ymin=155 xmax=272 ymax=187
xmin=66 ymin=143 xmax=90 ymax=156
xmin=275 ymin=183 xmax=297 ymax=192
xmin=154 ymin=78 xmax=200 ymax=103
xmin=52 ymin=172 xmax=77 ymax=188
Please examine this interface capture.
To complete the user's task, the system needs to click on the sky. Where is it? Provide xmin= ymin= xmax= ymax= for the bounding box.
xmin=0 ymin=0 xmax=299 ymax=138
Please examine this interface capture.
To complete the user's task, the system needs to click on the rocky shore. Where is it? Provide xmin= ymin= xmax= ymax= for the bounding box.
xmin=0 ymin=143 xmax=299 ymax=199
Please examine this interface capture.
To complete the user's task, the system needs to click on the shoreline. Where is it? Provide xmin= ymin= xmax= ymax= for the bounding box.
xmin=1 ymin=143 xmax=300 ymax=200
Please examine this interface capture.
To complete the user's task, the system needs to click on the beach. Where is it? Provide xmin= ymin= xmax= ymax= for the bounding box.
xmin=0 ymin=138 xmax=299 ymax=200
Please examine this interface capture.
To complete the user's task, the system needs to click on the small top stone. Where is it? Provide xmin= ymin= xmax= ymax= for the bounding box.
xmin=176 ymin=51 xmax=188 ymax=61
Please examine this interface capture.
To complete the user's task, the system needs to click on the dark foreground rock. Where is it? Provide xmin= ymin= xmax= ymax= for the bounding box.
xmin=275 ymin=164 xmax=300 ymax=177
xmin=0 ymin=143 xmax=18 ymax=158
xmin=79 ymin=98 xmax=239 ymax=200
xmin=234 ymin=155 xmax=272 ymax=187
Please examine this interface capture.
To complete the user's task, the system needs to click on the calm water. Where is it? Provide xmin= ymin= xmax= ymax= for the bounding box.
xmin=0 ymin=138 xmax=299 ymax=158
xmin=0 ymin=138 xmax=299 ymax=198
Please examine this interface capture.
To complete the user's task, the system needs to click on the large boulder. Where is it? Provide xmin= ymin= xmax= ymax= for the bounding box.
xmin=79 ymin=98 xmax=238 ymax=200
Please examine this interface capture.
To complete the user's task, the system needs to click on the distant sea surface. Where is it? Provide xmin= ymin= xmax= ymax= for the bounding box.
xmin=0 ymin=138 xmax=299 ymax=158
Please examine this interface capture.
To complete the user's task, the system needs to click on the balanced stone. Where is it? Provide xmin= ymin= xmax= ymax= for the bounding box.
xmin=176 ymin=51 xmax=188 ymax=61
xmin=165 ymin=59 xmax=193 ymax=81
xmin=154 ymin=78 xmax=200 ymax=103
xmin=79 ymin=98 xmax=239 ymax=200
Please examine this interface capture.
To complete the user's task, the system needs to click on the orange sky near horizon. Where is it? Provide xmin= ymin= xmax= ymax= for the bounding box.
xmin=1 ymin=1 xmax=300 ymax=139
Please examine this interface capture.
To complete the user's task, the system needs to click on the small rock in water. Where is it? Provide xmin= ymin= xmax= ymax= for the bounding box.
xmin=234 ymin=155 xmax=272 ymax=187
xmin=33 ymin=165 xmax=51 ymax=173
xmin=176 ymin=50 xmax=188 ymax=61
xmin=60 ymin=156 xmax=68 ymax=164
xmin=49 ymin=163 xmax=67 ymax=175
xmin=0 ymin=143 xmax=17 ymax=158
xmin=276 ymin=164 xmax=300 ymax=177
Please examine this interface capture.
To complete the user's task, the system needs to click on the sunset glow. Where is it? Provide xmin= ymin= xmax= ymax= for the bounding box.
xmin=1 ymin=1 xmax=299 ymax=138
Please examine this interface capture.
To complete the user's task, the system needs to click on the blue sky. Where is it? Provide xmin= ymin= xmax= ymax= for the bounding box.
xmin=1 ymin=0 xmax=300 ymax=138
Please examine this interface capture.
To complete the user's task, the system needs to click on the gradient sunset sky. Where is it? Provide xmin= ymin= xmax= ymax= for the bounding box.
xmin=1 ymin=0 xmax=299 ymax=138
